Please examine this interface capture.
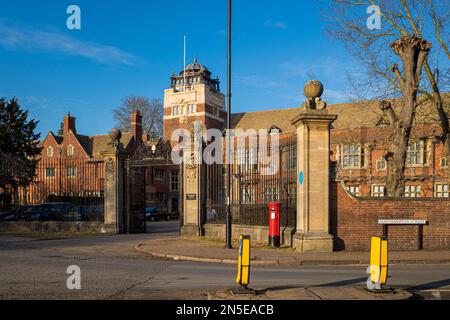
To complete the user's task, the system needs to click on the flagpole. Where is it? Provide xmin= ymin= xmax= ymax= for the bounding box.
xmin=225 ymin=0 xmax=233 ymax=249
xmin=184 ymin=35 xmax=186 ymax=92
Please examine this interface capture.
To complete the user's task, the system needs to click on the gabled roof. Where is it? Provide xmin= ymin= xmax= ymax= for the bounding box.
xmin=39 ymin=131 xmax=134 ymax=159
xmin=89 ymin=132 xmax=133 ymax=158
xmin=39 ymin=132 xmax=63 ymax=147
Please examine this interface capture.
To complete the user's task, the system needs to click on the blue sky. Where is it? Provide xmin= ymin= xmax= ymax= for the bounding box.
xmin=0 ymin=0 xmax=357 ymax=136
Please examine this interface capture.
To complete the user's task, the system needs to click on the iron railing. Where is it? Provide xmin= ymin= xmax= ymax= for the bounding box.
xmin=0 ymin=158 xmax=105 ymax=221
xmin=205 ymin=132 xmax=297 ymax=228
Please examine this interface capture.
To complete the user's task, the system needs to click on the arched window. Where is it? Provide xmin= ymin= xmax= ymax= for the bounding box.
xmin=47 ymin=146 xmax=54 ymax=158
xmin=376 ymin=158 xmax=386 ymax=171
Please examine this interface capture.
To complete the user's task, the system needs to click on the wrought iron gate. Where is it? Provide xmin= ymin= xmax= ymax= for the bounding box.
xmin=205 ymin=133 xmax=297 ymax=228
xmin=123 ymin=141 xmax=178 ymax=234
xmin=124 ymin=159 xmax=147 ymax=233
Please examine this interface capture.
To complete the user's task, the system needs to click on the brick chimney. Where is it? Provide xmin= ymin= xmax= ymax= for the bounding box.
xmin=131 ymin=110 xmax=143 ymax=143
xmin=63 ymin=113 xmax=76 ymax=135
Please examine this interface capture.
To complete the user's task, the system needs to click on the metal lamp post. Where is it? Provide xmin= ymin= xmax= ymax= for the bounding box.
xmin=225 ymin=0 xmax=233 ymax=249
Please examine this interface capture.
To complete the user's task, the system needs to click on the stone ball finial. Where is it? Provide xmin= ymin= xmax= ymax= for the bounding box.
xmin=110 ymin=128 xmax=122 ymax=143
xmin=304 ymin=80 xmax=324 ymax=99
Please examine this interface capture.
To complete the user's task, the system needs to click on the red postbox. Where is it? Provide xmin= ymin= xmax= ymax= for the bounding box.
xmin=268 ymin=202 xmax=282 ymax=248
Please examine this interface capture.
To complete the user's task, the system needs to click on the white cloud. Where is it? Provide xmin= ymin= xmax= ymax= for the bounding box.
xmin=0 ymin=23 xmax=140 ymax=66
xmin=264 ymin=20 xmax=288 ymax=30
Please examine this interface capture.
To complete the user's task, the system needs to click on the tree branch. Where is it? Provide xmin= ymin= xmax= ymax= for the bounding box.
xmin=391 ymin=63 xmax=406 ymax=92
xmin=379 ymin=100 xmax=398 ymax=125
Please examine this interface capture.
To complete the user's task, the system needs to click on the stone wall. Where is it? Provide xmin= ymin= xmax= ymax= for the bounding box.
xmin=0 ymin=221 xmax=116 ymax=234
xmin=204 ymin=224 xmax=295 ymax=247
xmin=331 ymin=182 xmax=450 ymax=251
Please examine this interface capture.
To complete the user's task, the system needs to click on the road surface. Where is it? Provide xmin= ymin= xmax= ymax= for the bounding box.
xmin=0 ymin=221 xmax=449 ymax=300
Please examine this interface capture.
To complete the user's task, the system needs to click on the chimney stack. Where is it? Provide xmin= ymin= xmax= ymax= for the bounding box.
xmin=63 ymin=113 xmax=76 ymax=135
xmin=131 ymin=110 xmax=143 ymax=143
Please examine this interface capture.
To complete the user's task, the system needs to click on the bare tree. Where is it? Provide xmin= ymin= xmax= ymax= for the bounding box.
xmin=113 ymin=96 xmax=163 ymax=139
xmin=326 ymin=0 xmax=449 ymax=196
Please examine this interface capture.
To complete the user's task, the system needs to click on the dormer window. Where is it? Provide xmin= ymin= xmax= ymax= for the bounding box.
xmin=346 ymin=185 xmax=360 ymax=196
xmin=269 ymin=125 xmax=282 ymax=135
xmin=67 ymin=144 xmax=74 ymax=157
xmin=47 ymin=146 xmax=54 ymax=158
xmin=375 ymin=117 xmax=390 ymax=128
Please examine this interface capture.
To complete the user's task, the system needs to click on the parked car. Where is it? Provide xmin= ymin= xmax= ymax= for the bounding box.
xmin=0 ymin=210 xmax=18 ymax=222
xmin=0 ymin=207 xmax=26 ymax=221
xmin=22 ymin=205 xmax=46 ymax=221
xmin=41 ymin=202 xmax=81 ymax=221
xmin=145 ymin=203 xmax=166 ymax=215
xmin=146 ymin=203 xmax=171 ymax=222
xmin=79 ymin=206 xmax=104 ymax=222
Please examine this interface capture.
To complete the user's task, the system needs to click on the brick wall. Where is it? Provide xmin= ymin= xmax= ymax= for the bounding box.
xmin=331 ymin=181 xmax=450 ymax=251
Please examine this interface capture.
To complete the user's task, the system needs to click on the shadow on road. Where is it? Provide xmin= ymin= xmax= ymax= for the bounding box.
xmin=146 ymin=221 xmax=180 ymax=235
xmin=407 ymin=278 xmax=450 ymax=291
xmin=312 ymin=277 xmax=368 ymax=287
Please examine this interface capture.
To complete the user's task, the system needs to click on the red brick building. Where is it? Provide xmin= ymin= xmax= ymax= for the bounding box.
xmin=33 ymin=111 xmax=180 ymax=212
xmin=228 ymin=99 xmax=450 ymax=199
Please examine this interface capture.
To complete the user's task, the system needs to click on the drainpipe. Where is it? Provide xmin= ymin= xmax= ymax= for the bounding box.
xmin=432 ymin=139 xmax=437 ymax=196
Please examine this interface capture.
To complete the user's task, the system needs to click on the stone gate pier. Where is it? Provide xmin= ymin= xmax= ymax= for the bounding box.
xmin=291 ymin=80 xmax=337 ymax=253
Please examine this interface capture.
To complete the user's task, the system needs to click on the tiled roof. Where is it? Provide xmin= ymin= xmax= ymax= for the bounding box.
xmin=230 ymin=96 xmax=450 ymax=133
xmin=90 ymin=132 xmax=133 ymax=158
xmin=40 ymin=131 xmax=134 ymax=158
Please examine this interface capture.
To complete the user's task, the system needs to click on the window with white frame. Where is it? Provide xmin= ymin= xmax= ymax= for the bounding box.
xmin=407 ymin=140 xmax=428 ymax=166
xmin=47 ymin=146 xmax=54 ymax=158
xmin=372 ymin=185 xmax=386 ymax=197
xmin=441 ymin=157 xmax=448 ymax=168
xmin=67 ymin=167 xmax=77 ymax=178
xmin=404 ymin=185 xmax=421 ymax=198
xmin=376 ymin=158 xmax=386 ymax=171
xmin=346 ymin=186 xmax=360 ymax=196
xmin=67 ymin=144 xmax=74 ymax=157
xmin=187 ymin=104 xmax=196 ymax=114
xmin=236 ymin=148 xmax=258 ymax=171
xmin=435 ymin=184 xmax=449 ymax=198
xmin=236 ymin=149 xmax=246 ymax=169
xmin=341 ymin=144 xmax=365 ymax=168
xmin=248 ymin=148 xmax=258 ymax=170
xmin=172 ymin=105 xmax=181 ymax=116
xmin=288 ymin=147 xmax=296 ymax=169
xmin=241 ymin=187 xmax=253 ymax=204
xmin=46 ymin=167 xmax=56 ymax=178
xmin=264 ymin=186 xmax=279 ymax=202
xmin=170 ymin=170 xmax=179 ymax=191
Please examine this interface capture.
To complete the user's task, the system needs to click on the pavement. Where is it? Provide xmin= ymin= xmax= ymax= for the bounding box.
xmin=209 ymin=286 xmax=412 ymax=300
xmin=1 ymin=221 xmax=450 ymax=300
xmin=135 ymin=236 xmax=450 ymax=266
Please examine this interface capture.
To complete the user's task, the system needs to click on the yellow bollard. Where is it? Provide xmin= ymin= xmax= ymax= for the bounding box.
xmin=369 ymin=237 xmax=389 ymax=289
xmin=236 ymin=235 xmax=251 ymax=289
